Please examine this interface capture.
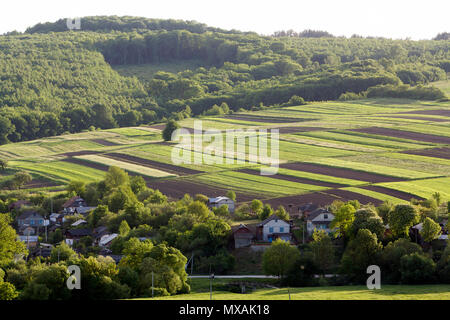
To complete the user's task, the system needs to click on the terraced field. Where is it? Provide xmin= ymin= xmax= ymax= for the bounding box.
xmin=1 ymin=94 xmax=449 ymax=208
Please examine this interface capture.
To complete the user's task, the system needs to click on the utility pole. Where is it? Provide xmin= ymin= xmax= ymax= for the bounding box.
xmin=209 ymin=264 xmax=214 ymax=301
xmin=190 ymin=253 xmax=194 ymax=275
xmin=152 ymin=272 xmax=154 ymax=298
xmin=302 ymin=220 xmax=305 ymax=244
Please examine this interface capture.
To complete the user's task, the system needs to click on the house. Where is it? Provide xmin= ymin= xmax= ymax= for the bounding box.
xmin=8 ymin=200 xmax=32 ymax=211
xmin=65 ymin=228 xmax=92 ymax=246
xmin=93 ymin=226 xmax=109 ymax=245
xmin=74 ymin=206 xmax=97 ymax=215
xmin=71 ymin=219 xmax=87 ymax=227
xmin=17 ymin=211 xmax=45 ymax=230
xmin=232 ymin=224 xmax=255 ymax=248
xmin=297 ymin=203 xmax=320 ymax=219
xmin=32 ymin=243 xmax=53 ymax=259
xmin=306 ymin=208 xmax=335 ymax=235
xmin=50 ymin=213 xmax=64 ymax=224
xmin=208 ymin=196 xmax=235 ymax=213
xmin=99 ymin=233 xmax=119 ymax=247
xmin=17 ymin=235 xmax=39 ymax=248
xmin=257 ymin=215 xmax=291 ymax=242
xmin=62 ymin=196 xmax=87 ymax=214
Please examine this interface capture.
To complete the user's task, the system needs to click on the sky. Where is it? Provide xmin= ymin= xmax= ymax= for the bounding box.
xmin=0 ymin=0 xmax=448 ymax=39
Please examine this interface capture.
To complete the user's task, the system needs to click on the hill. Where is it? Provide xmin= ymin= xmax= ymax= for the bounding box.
xmin=0 ymin=16 xmax=448 ymax=146
xmin=1 ymin=95 xmax=449 ymax=207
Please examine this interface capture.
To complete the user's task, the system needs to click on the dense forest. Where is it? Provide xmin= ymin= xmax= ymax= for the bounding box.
xmin=0 ymin=16 xmax=448 ymax=144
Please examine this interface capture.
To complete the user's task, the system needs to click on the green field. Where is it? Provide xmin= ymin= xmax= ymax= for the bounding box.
xmin=1 ymin=95 xmax=449 ymax=204
xmin=138 ymin=278 xmax=450 ymax=300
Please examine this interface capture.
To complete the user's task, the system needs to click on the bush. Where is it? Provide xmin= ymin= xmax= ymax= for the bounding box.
xmin=380 ymin=238 xmax=423 ymax=284
xmin=283 ymin=95 xmax=306 ymax=106
xmin=284 ymin=252 xmax=318 ymax=287
xmin=143 ymin=287 xmax=170 ymax=297
xmin=0 ymin=281 xmax=19 ymax=300
xmin=399 ymin=253 xmax=436 ymax=284
xmin=366 ymin=84 xmax=446 ymax=100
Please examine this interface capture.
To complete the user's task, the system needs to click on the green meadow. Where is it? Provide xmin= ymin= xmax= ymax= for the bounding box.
xmin=1 ymin=94 xmax=449 ymax=205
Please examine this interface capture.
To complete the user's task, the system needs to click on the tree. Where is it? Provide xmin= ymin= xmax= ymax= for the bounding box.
xmin=380 ymin=238 xmax=423 ymax=283
xmin=432 ymin=192 xmax=441 ymax=206
xmin=250 ymin=199 xmax=263 ymax=216
xmin=92 ymin=104 xmax=116 ymax=129
xmin=187 ymin=201 xmax=210 ymax=221
xmin=148 ymin=189 xmax=167 ymax=204
xmin=274 ymin=205 xmax=289 ymax=221
xmin=388 ymin=204 xmax=419 ymax=238
xmin=213 ymin=205 xmax=229 ymax=217
xmin=262 ymin=239 xmax=300 ymax=278
xmin=420 ymin=217 xmax=442 ymax=243
xmin=259 ymin=204 xmax=273 ymax=221
xmin=309 ymin=229 xmax=335 ymax=274
xmin=0 ymin=214 xmax=27 ymax=265
xmin=66 ymin=180 xmax=86 ymax=197
xmin=130 ymin=176 xmax=146 ymax=195
xmin=0 ymin=281 xmax=19 ymax=300
xmin=162 ymin=119 xmax=180 ymax=141
xmin=0 ymin=116 xmax=14 ymax=144
xmin=226 ymin=190 xmax=236 ymax=201
xmin=119 ymin=220 xmax=131 ymax=237
xmin=341 ymin=229 xmax=382 ymax=282
xmin=330 ymin=203 xmax=356 ymax=238
xmin=350 ymin=208 xmax=385 ymax=239
xmin=12 ymin=171 xmax=32 ymax=189
xmin=437 ymin=243 xmax=450 ymax=283
xmin=105 ymin=166 xmax=129 ymax=190
xmin=139 ymin=243 xmax=190 ymax=295
xmin=23 ymin=264 xmax=71 ymax=300
xmin=194 ymin=194 xmax=209 ymax=203
xmin=399 ymin=253 xmax=436 ymax=284
xmin=49 ymin=242 xmax=77 ymax=263
xmin=0 ymin=159 xmax=7 ymax=171
xmin=87 ymin=205 xmax=111 ymax=228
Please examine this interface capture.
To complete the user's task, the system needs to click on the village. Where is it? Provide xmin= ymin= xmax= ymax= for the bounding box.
xmin=11 ymin=191 xmax=449 ymax=274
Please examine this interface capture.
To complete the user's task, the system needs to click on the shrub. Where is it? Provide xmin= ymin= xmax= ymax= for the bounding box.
xmin=399 ymin=253 xmax=436 ymax=284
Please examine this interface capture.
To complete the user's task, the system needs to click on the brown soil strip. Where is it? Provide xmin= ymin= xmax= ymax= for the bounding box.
xmin=389 ymin=115 xmax=450 ymax=122
xmin=262 ymin=192 xmax=340 ymax=208
xmin=237 ymin=168 xmax=347 ymax=188
xmin=399 ymin=109 xmax=450 ymax=117
xmin=62 ymin=157 xmax=110 ymax=172
xmin=60 ymin=150 xmax=101 ymax=157
xmin=277 ymin=127 xmax=331 ymax=134
xmin=348 ymin=127 xmax=450 ymax=144
xmin=147 ymin=124 xmax=166 ymax=130
xmin=23 ymin=179 xmax=60 ymax=189
xmin=147 ymin=179 xmax=256 ymax=202
xmin=280 ymin=162 xmax=404 ymax=183
xmin=360 ymin=185 xmax=425 ymax=201
xmin=62 ymin=157 xmax=152 ymax=179
xmin=224 ymin=114 xmax=312 ymax=123
xmin=91 ymin=139 xmax=119 ymax=146
xmin=323 ymin=189 xmax=383 ymax=205
xmin=104 ymin=153 xmax=203 ymax=176
xmin=401 ymin=147 xmax=450 ymax=160
xmin=262 ymin=188 xmax=383 ymax=208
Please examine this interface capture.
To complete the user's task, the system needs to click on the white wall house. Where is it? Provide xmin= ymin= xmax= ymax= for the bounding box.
xmin=306 ymin=208 xmax=335 ymax=235
xmin=208 ymin=196 xmax=235 ymax=213
xmin=258 ymin=215 xmax=291 ymax=242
